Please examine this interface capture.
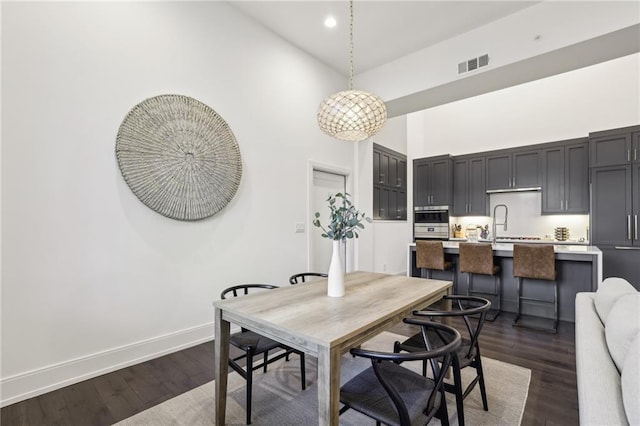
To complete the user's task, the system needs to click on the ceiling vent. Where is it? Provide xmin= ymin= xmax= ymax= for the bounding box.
xmin=458 ymin=54 xmax=489 ymax=75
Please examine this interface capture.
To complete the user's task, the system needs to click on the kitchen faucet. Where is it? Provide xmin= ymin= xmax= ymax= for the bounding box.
xmin=492 ymin=204 xmax=508 ymax=244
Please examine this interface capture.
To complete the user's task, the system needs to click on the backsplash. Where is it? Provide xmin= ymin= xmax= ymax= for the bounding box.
xmin=450 ymin=192 xmax=590 ymax=241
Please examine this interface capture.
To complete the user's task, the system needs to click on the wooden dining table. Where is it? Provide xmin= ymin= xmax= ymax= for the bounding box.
xmin=213 ymin=271 xmax=453 ymax=425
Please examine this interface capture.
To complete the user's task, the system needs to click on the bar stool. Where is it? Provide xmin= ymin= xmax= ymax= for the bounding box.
xmin=459 ymin=243 xmax=501 ymax=321
xmin=513 ymin=244 xmax=558 ymax=333
xmin=416 ymin=240 xmax=457 ymax=292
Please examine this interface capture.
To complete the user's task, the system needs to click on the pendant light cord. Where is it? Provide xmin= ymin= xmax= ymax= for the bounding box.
xmin=317 ymin=0 xmax=386 ymax=142
xmin=349 ymin=0 xmax=354 ymax=90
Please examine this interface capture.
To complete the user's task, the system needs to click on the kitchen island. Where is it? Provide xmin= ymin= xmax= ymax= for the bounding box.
xmin=408 ymin=242 xmax=602 ymax=322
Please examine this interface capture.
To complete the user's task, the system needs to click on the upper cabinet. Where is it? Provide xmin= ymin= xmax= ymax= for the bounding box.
xmin=373 ymin=144 xmax=407 ymax=220
xmin=413 ymin=155 xmax=452 ymax=207
xmin=486 ymin=148 xmax=541 ymax=191
xmin=453 ymin=155 xmax=487 ymax=216
xmin=541 ymin=138 xmax=589 ymax=214
xmin=590 ymin=126 xmax=640 ymax=167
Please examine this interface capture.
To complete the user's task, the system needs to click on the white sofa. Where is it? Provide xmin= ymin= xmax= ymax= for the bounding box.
xmin=575 ymin=277 xmax=640 ymax=426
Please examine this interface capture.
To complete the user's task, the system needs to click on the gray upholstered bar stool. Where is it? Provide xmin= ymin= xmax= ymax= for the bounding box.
xmin=513 ymin=244 xmax=558 ymax=333
xmin=416 ymin=240 xmax=457 ymax=291
xmin=459 ymin=243 xmax=501 ymax=321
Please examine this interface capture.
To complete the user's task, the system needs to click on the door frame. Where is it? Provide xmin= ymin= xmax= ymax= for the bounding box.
xmin=308 ymin=161 xmax=353 ymax=273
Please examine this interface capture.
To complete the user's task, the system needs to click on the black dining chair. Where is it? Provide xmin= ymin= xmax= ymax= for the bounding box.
xmin=288 ymin=272 xmax=328 ymax=284
xmin=394 ymin=295 xmax=492 ymax=426
xmin=339 ymin=318 xmax=462 ymax=426
xmin=221 ymin=284 xmax=306 ymax=424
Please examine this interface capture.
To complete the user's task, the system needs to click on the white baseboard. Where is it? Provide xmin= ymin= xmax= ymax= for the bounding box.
xmin=0 ymin=322 xmax=214 ymax=407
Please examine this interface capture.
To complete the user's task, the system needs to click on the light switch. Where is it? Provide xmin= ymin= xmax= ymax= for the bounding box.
xmin=295 ymin=222 xmax=305 ymax=233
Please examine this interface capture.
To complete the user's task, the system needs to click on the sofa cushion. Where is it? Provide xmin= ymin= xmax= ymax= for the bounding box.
xmin=621 ymin=333 xmax=640 ymax=425
xmin=575 ymin=293 xmax=628 ymax=425
xmin=594 ymin=277 xmax=637 ymax=324
xmin=605 ymin=293 xmax=640 ymax=371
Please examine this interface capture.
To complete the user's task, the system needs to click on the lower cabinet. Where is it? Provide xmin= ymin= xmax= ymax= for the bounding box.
xmin=373 ymin=187 xmax=407 ymax=220
xmin=600 ymin=247 xmax=640 ymax=290
xmin=408 ymin=246 xmax=598 ymax=322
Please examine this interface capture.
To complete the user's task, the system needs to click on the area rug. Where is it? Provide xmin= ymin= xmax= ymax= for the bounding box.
xmin=115 ymin=332 xmax=530 ymax=425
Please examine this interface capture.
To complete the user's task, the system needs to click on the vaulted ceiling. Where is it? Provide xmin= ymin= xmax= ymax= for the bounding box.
xmin=228 ymin=1 xmax=539 ymax=76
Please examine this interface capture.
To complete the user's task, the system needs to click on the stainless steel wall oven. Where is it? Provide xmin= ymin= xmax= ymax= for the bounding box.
xmin=414 ymin=206 xmax=450 ymax=240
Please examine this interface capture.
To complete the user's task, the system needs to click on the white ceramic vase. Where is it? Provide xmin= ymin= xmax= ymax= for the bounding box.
xmin=327 ymin=239 xmax=345 ymax=297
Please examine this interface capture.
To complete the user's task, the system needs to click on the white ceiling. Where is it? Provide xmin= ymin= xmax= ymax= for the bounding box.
xmin=228 ymin=1 xmax=540 ymax=76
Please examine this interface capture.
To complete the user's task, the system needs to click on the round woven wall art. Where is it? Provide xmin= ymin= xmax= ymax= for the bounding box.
xmin=115 ymin=94 xmax=242 ymax=221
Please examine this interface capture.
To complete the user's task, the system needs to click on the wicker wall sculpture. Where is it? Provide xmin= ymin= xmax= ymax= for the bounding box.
xmin=115 ymin=94 xmax=242 ymax=221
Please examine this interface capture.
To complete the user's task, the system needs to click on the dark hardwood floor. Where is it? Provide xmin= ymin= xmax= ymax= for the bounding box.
xmin=1 ymin=312 xmax=578 ymax=425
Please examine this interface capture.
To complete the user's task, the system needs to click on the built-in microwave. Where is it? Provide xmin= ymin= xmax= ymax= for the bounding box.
xmin=414 ymin=206 xmax=450 ymax=240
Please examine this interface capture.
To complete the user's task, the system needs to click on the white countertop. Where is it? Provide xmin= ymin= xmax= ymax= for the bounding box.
xmin=449 ymin=237 xmax=590 ymax=245
xmin=409 ymin=241 xmax=602 ymax=255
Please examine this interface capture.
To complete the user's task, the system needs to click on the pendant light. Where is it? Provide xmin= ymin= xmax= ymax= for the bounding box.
xmin=317 ymin=0 xmax=387 ymax=142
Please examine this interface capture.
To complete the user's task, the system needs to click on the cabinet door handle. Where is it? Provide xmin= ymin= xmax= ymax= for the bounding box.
xmin=635 ymin=214 xmax=638 ymax=240
xmin=565 ymin=199 xmax=568 ymax=210
xmin=635 ymin=149 xmax=638 ymax=161
xmin=628 ymin=215 xmax=632 ymax=240
xmin=379 ymin=173 xmax=385 ymax=184
xmin=628 ymin=150 xmax=631 ymax=162
xmin=560 ymin=199 xmax=563 ymax=210
xmin=396 ymin=178 xmax=401 ymax=187
xmin=615 ymin=246 xmax=640 ymax=250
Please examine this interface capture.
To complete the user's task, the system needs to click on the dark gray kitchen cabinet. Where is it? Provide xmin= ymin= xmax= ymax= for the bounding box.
xmin=413 ymin=155 xmax=452 ymax=207
xmin=634 ymin=162 xmax=640 ymax=242
xmin=589 ymin=126 xmax=640 ymax=167
xmin=373 ymin=144 xmax=406 ymax=220
xmin=453 ymin=155 xmax=487 ymax=216
xmin=590 ymin=126 xmax=640 ymax=288
xmin=590 ymin=126 xmax=640 ymax=245
xmin=486 ymin=148 xmax=540 ymax=190
xmin=600 ymin=247 xmax=640 ymax=290
xmin=541 ymin=138 xmax=589 ymax=214
xmin=485 ymin=153 xmax=510 ymax=190
xmin=590 ymin=165 xmax=633 ymax=246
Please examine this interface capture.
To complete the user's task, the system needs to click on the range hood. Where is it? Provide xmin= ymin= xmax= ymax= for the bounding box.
xmin=486 ymin=186 xmax=542 ymax=194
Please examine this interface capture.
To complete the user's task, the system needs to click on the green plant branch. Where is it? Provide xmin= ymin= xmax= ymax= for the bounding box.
xmin=313 ymin=192 xmax=372 ymax=241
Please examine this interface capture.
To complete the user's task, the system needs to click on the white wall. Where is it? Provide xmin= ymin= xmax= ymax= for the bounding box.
xmin=0 ymin=2 xmax=352 ymax=405
xmin=408 ymin=53 xmax=640 ymax=159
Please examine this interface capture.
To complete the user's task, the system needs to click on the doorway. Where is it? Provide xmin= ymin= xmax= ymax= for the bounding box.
xmin=310 ymin=168 xmax=347 ymax=273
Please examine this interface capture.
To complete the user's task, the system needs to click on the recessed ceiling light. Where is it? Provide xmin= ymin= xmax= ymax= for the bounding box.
xmin=324 ymin=16 xmax=337 ymax=28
